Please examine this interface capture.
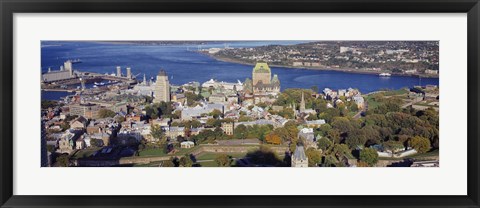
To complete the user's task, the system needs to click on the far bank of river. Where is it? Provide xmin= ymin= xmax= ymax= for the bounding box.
xmin=202 ymin=52 xmax=439 ymax=79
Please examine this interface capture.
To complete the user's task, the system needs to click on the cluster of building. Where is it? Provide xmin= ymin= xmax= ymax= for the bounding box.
xmin=208 ymin=41 xmax=439 ymax=76
xmin=41 ymin=61 xmax=373 ymax=167
xmin=323 ymin=87 xmax=365 ymax=109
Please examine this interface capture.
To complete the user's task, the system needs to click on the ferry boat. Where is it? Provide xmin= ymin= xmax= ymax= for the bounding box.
xmin=69 ymin=59 xmax=82 ymax=64
xmin=379 ymin=73 xmax=391 ymax=77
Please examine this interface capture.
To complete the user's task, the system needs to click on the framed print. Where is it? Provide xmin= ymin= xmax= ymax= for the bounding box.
xmin=1 ymin=0 xmax=479 ymax=207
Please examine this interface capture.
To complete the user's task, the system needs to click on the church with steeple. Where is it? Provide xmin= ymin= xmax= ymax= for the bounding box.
xmin=291 ymin=145 xmax=308 ymax=167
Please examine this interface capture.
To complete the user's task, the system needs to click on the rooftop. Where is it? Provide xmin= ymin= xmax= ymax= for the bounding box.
xmin=253 ymin=62 xmax=271 ymax=73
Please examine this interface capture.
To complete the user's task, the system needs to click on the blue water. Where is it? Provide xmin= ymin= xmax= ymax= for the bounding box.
xmin=41 ymin=41 xmax=439 ymax=101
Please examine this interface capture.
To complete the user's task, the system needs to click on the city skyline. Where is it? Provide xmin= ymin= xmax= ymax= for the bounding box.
xmin=41 ymin=41 xmax=439 ymax=168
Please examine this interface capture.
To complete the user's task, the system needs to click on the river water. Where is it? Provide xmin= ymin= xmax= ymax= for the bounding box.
xmin=41 ymin=41 xmax=439 ymax=100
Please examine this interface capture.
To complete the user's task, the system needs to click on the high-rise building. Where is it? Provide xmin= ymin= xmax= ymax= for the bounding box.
xmin=116 ymin=66 xmax=122 ymax=77
xmin=153 ymin=69 xmax=170 ymax=103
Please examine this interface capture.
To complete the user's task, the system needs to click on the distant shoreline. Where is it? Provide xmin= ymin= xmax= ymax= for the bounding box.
xmin=200 ymin=52 xmax=439 ymax=79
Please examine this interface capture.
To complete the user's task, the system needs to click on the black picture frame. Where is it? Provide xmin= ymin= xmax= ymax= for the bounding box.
xmin=1 ymin=0 xmax=479 ymax=207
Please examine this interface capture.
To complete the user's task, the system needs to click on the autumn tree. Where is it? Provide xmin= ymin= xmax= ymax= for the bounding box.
xmin=265 ymin=132 xmax=282 ymax=145
xmin=408 ymin=136 xmax=431 ymax=153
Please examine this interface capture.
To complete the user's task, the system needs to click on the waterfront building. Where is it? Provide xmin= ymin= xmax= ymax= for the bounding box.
xmin=116 ymin=66 xmax=122 ymax=77
xmin=252 ymin=63 xmax=280 ymax=94
xmin=252 ymin=62 xmax=271 ymax=86
xmin=352 ymin=95 xmax=365 ymax=109
xmin=126 ymin=67 xmax=132 ymax=79
xmin=246 ymin=62 xmax=280 ymax=100
xmin=202 ymin=79 xmax=244 ymax=91
xmin=41 ymin=60 xmax=76 ymax=82
xmin=153 ymin=69 xmax=171 ymax=103
xmin=291 ymin=145 xmax=308 ymax=167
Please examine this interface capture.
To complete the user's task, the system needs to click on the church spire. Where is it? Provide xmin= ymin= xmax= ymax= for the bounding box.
xmin=300 ymin=92 xmax=306 ymax=113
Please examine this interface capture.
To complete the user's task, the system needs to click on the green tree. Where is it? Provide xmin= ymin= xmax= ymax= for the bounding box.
xmin=41 ymin=100 xmax=59 ymax=109
xmin=408 ymin=136 xmax=431 ymax=153
xmin=90 ymin=138 xmax=101 ymax=147
xmin=209 ymin=109 xmax=223 ymax=119
xmin=234 ymin=124 xmax=248 ymax=140
xmin=56 ymin=154 xmax=70 ymax=167
xmin=359 ymin=148 xmax=378 ymax=167
xmin=98 ymin=109 xmax=116 ymax=118
xmin=345 ymin=129 xmax=367 ymax=149
xmin=115 ymin=115 xmax=125 ymax=123
xmin=150 ymin=124 xmax=165 ymax=143
xmin=317 ymin=137 xmax=333 ymax=152
xmin=305 ymin=147 xmax=322 ymax=167
xmin=161 ymin=160 xmax=175 ymax=167
xmin=179 ymin=155 xmax=193 ymax=167
xmin=215 ymin=154 xmax=231 ymax=167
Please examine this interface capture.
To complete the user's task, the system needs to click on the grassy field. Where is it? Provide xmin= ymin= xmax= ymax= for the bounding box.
xmin=137 ymin=146 xmax=201 ymax=157
xmin=137 ymin=148 xmax=167 ymax=157
xmin=70 ymin=147 xmax=102 ymax=159
xmin=195 ymin=152 xmax=247 ymax=161
xmin=409 ymin=149 xmax=439 ymax=160
xmin=196 ymin=161 xmax=219 ymax=167
xmin=365 ymin=89 xmax=409 ymax=110
xmin=364 ymin=95 xmax=381 ymax=110
xmin=383 ymin=88 xmax=409 ymax=96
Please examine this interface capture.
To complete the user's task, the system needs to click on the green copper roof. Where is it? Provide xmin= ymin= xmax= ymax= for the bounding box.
xmin=271 ymin=74 xmax=280 ymax=83
xmin=253 ymin=62 xmax=271 ymax=73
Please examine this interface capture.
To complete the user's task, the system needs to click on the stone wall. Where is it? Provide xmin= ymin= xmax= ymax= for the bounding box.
xmin=75 ymin=144 xmax=289 ymax=166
